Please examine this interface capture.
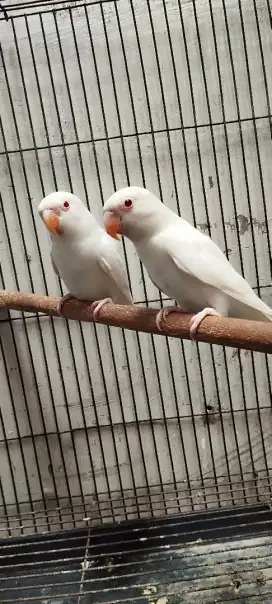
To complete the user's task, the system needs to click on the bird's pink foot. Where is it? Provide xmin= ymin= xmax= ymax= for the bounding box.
xmin=156 ymin=305 xmax=189 ymax=331
xmin=91 ymin=297 xmax=113 ymax=321
xmin=57 ymin=293 xmax=75 ymax=316
xmin=189 ymin=307 xmax=222 ymax=338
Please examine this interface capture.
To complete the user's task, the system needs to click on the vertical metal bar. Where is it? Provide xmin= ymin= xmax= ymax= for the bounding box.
xmin=78 ymin=531 xmax=91 ymax=603
xmin=25 ymin=14 xmax=101 ymax=520
xmin=10 ymin=20 xmax=69 ymax=521
xmin=238 ymin=0 xmax=272 ymax=276
xmin=237 ymin=0 xmax=272 ymax=490
xmin=207 ymin=0 xmax=249 ymax=503
xmin=1 ymin=30 xmax=73 ymax=526
xmin=141 ymin=0 xmax=205 ymax=512
xmin=40 ymin=7 xmax=124 ymax=520
xmin=115 ymin=0 xmax=193 ymax=512
xmin=177 ymin=0 xmax=224 ymax=506
xmin=0 ymin=119 xmax=47 ymax=529
xmin=51 ymin=6 xmax=131 ymax=520
xmin=128 ymin=0 xmax=195 ymax=512
xmin=163 ymin=0 xmax=235 ymax=507
xmin=0 ymin=476 xmax=11 ymax=538
xmin=101 ymin=0 xmax=173 ymax=510
xmin=221 ymin=0 xmax=267 ymax=499
xmin=191 ymin=0 xmax=241 ymax=503
xmin=0 ymin=404 xmax=20 ymax=536
xmin=69 ymin=6 xmax=146 ymax=520
xmin=0 ymin=0 xmax=271 ymax=526
xmin=85 ymin=2 xmax=161 ymax=516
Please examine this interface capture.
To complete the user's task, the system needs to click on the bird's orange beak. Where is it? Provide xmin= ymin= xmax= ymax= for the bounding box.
xmin=104 ymin=211 xmax=121 ymax=240
xmin=41 ymin=208 xmax=62 ymax=236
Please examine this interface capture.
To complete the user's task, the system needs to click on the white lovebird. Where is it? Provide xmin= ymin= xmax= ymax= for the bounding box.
xmin=103 ymin=186 xmax=272 ymax=337
xmin=38 ymin=191 xmax=133 ymax=318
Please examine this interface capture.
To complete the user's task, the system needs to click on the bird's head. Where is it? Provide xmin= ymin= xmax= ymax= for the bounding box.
xmin=103 ymin=186 xmax=169 ymax=242
xmin=38 ymin=191 xmax=94 ymax=239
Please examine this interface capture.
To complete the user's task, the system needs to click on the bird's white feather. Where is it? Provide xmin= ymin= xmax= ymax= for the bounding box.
xmin=136 ymin=219 xmax=272 ymax=322
xmin=50 ymin=251 xmax=59 ymax=278
xmin=97 ymin=236 xmax=132 ymax=305
xmin=103 ymin=186 xmax=272 ymax=323
xmin=39 ymin=192 xmax=133 ymax=306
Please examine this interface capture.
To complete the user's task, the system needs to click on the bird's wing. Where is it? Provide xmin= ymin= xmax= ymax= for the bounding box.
xmin=161 ymin=222 xmax=272 ymax=318
xmin=98 ymin=241 xmax=133 ymax=305
xmin=50 ymin=250 xmax=60 ymax=277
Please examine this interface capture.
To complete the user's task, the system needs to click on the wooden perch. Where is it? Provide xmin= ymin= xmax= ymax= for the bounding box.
xmin=0 ymin=289 xmax=272 ymax=354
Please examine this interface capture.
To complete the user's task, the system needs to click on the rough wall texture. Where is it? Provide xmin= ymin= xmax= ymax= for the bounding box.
xmin=0 ymin=0 xmax=272 ymax=536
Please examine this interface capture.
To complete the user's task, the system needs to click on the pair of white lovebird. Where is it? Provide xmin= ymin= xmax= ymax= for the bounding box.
xmin=38 ymin=187 xmax=272 ymax=337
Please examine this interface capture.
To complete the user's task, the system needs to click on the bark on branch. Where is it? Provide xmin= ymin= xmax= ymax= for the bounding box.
xmin=1 ymin=289 xmax=272 ymax=354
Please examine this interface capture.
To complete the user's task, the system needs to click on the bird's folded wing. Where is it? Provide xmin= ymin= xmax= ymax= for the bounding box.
xmin=50 ymin=251 xmax=60 ymax=277
xmin=164 ymin=229 xmax=272 ymax=316
xmin=98 ymin=245 xmax=133 ymax=304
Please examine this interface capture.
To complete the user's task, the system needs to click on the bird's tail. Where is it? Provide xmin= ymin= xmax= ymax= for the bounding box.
xmin=230 ymin=296 xmax=272 ymax=322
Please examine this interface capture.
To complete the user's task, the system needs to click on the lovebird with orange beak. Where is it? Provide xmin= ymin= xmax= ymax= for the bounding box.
xmin=103 ymin=186 xmax=272 ymax=337
xmin=38 ymin=191 xmax=133 ymax=317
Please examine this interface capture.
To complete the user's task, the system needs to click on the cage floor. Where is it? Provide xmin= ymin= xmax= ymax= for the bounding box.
xmin=0 ymin=504 xmax=272 ymax=603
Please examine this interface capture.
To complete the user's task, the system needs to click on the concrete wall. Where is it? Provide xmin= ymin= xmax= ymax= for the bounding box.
xmin=0 ymin=0 xmax=272 ymax=536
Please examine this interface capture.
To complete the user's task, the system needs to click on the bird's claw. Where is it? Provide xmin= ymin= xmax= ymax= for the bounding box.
xmin=156 ymin=305 xmax=189 ymax=331
xmin=91 ymin=297 xmax=113 ymax=321
xmin=57 ymin=293 xmax=74 ymax=316
xmin=189 ymin=307 xmax=222 ymax=339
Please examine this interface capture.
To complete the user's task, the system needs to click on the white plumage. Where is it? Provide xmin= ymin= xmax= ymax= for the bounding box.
xmin=38 ymin=191 xmax=133 ymax=317
xmin=103 ymin=186 xmax=272 ymax=335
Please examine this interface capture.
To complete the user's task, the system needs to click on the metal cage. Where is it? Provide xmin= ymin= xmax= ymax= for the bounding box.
xmin=1 ymin=0 xmax=272 ymax=601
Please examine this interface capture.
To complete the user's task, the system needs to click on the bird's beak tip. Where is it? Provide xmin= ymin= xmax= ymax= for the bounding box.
xmin=104 ymin=211 xmax=121 ymax=240
xmin=41 ymin=208 xmax=61 ymax=236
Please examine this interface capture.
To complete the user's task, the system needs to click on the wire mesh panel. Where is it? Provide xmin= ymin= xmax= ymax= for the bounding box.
xmin=0 ymin=0 xmax=272 ymax=538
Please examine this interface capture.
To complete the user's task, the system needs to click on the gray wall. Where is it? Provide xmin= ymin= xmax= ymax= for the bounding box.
xmin=0 ymin=0 xmax=272 ymax=536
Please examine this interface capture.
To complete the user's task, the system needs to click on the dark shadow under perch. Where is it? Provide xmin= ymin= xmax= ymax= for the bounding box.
xmin=1 ymin=289 xmax=272 ymax=354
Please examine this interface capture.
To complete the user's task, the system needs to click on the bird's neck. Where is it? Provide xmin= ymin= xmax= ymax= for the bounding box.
xmin=124 ymin=207 xmax=177 ymax=243
xmin=60 ymin=213 xmax=103 ymax=243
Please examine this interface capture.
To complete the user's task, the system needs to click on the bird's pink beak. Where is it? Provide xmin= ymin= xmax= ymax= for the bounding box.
xmin=104 ymin=211 xmax=121 ymax=240
xmin=41 ymin=208 xmax=62 ymax=236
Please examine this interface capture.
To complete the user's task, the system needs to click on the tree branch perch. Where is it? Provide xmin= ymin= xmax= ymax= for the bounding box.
xmin=0 ymin=289 xmax=272 ymax=354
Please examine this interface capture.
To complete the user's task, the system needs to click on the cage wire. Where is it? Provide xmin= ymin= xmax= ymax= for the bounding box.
xmin=0 ymin=0 xmax=272 ymax=540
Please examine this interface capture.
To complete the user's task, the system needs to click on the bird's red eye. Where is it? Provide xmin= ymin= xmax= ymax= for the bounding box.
xmin=63 ymin=201 xmax=70 ymax=209
xmin=124 ymin=199 xmax=133 ymax=208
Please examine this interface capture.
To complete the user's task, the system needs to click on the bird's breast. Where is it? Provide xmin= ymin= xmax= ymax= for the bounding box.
xmin=51 ymin=242 xmax=110 ymax=300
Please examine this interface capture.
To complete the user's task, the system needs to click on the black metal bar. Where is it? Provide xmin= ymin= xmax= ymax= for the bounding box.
xmin=70 ymin=2 xmax=143 ymax=519
xmin=0 ymin=0 xmax=116 ymax=21
xmin=0 ymin=410 xmax=19 ymax=537
xmin=0 ymin=104 xmax=49 ymax=529
xmin=0 ymin=486 xmax=270 ymax=534
xmin=84 ymin=0 xmax=150 ymax=517
xmin=0 ymin=469 xmax=268 ymax=513
xmin=105 ymin=0 xmax=178 ymax=512
xmin=221 ymin=0 xmax=269 ymax=502
xmin=1 ymin=30 xmax=74 ymax=525
xmin=1 ymin=0 xmax=272 ymax=539
xmin=237 ymin=0 xmax=272 ymax=493
xmin=1 ymin=115 xmax=271 ymax=157
xmin=0 ymin=405 xmax=271 ymax=444
xmin=4 ymin=0 xmax=112 ymax=7
xmin=24 ymin=14 xmax=103 ymax=521
xmin=85 ymin=0 xmax=164 ymax=516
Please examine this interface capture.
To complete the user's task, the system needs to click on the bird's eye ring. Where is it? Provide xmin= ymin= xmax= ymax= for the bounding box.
xmin=124 ymin=199 xmax=133 ymax=209
xmin=63 ymin=201 xmax=70 ymax=209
